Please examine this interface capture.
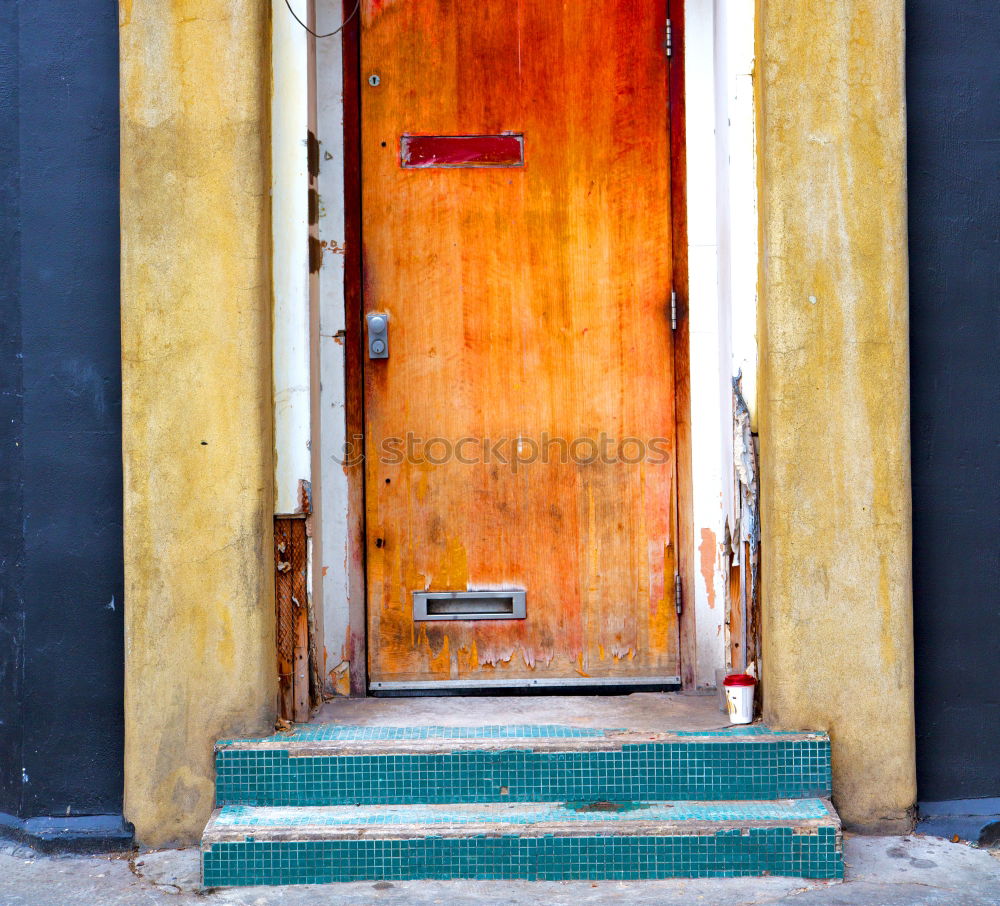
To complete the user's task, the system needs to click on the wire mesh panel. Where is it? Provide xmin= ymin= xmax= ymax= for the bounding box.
xmin=274 ymin=518 xmax=309 ymax=721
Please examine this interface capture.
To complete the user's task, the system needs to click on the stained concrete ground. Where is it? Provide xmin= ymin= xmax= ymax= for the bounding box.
xmin=313 ymin=691 xmax=732 ymax=732
xmin=0 ymin=835 xmax=997 ymax=905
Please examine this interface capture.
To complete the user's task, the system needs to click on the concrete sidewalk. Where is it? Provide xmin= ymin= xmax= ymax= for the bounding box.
xmin=0 ymin=834 xmax=997 ymax=905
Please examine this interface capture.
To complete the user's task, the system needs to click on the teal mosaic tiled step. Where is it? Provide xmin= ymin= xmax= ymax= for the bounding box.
xmin=201 ymin=799 xmax=844 ymax=885
xmin=214 ymin=725 xmax=831 ymax=807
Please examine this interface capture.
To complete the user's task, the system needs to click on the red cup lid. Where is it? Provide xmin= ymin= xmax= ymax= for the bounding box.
xmin=723 ymin=673 xmax=756 ymax=687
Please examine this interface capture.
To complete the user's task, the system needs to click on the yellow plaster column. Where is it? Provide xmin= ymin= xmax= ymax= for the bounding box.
xmin=120 ymin=1 xmax=276 ymax=845
xmin=756 ymin=0 xmax=916 ymax=830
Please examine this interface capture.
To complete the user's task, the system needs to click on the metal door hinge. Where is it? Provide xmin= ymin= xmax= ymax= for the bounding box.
xmin=674 ymin=572 xmax=682 ymax=614
xmin=664 ymin=18 xmax=673 ymax=57
xmin=670 ymin=289 xmax=678 ymax=330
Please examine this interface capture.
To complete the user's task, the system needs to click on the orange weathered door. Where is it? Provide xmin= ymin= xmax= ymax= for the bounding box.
xmin=361 ymin=0 xmax=679 ymax=688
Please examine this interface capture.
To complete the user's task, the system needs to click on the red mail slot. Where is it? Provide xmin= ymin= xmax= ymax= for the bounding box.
xmin=401 ymin=134 xmax=524 ymax=169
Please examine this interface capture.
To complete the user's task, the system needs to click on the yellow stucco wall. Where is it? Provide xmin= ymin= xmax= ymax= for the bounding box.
xmin=120 ymin=1 xmax=276 ymax=845
xmin=756 ymin=0 xmax=916 ymax=830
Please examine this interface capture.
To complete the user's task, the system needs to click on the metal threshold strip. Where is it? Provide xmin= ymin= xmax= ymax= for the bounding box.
xmin=369 ymin=676 xmax=682 ymax=692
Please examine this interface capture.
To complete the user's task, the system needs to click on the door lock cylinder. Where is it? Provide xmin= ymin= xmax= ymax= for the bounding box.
xmin=367 ymin=312 xmax=389 ymax=359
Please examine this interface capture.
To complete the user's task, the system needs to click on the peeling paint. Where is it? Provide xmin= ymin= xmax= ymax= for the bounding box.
xmin=427 ymin=634 xmax=451 ymax=675
xmin=699 ymin=527 xmax=718 ymax=609
xmin=306 ymin=131 xmax=320 ymax=179
xmin=297 ymin=479 xmax=312 ymax=515
xmin=731 ymin=374 xmax=759 ymax=673
xmin=308 ymin=236 xmax=323 ymax=273
xmin=319 ymin=238 xmax=346 ymax=255
xmin=328 ymin=660 xmax=351 ymax=697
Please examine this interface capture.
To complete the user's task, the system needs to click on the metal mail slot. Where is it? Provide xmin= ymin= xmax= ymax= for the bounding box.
xmin=413 ymin=590 xmax=527 ymax=621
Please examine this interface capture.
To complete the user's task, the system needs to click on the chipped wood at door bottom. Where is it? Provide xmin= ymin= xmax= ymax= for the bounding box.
xmin=274 ymin=517 xmax=313 ymax=722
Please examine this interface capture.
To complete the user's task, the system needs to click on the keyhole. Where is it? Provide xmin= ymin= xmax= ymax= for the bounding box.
xmin=368 ymin=74 xmax=381 ymax=87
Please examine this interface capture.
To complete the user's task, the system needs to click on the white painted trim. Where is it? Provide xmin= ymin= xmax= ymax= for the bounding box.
xmin=272 ymin=0 xmax=313 ymax=515
xmin=723 ymin=0 xmax=759 ymax=424
xmin=685 ymin=0 xmax=759 ymax=687
xmin=314 ymin=0 xmax=351 ymax=692
xmin=685 ymin=0 xmax=725 ymax=690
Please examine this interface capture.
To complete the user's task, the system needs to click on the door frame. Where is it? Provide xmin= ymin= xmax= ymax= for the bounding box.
xmin=336 ymin=0 xmax=693 ymax=695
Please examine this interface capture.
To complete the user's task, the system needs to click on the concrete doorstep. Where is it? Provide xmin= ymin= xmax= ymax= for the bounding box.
xmin=0 ymin=834 xmax=998 ymax=905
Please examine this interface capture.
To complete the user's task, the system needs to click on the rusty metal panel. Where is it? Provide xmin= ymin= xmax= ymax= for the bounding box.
xmin=274 ymin=517 xmax=310 ymax=721
xmin=274 ymin=520 xmax=296 ymax=720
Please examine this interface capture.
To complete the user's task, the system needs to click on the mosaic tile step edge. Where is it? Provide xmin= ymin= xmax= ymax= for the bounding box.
xmin=202 ymin=802 xmax=844 ymax=886
xmin=217 ymin=723 xmax=829 ymax=753
xmin=214 ymin=737 xmax=833 ymax=807
xmin=206 ymin=798 xmax=838 ymax=836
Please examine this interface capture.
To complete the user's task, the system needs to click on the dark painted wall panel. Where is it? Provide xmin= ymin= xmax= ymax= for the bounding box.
xmin=0 ymin=2 xmax=124 ymax=818
xmin=0 ymin=0 xmax=25 ymax=818
xmin=907 ymin=0 xmax=1000 ymax=801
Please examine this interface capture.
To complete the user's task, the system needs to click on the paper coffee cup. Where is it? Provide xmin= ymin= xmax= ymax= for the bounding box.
xmin=723 ymin=673 xmax=756 ymax=724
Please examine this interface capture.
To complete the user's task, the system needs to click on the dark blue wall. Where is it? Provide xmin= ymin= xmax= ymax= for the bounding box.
xmin=907 ymin=0 xmax=1000 ymax=802
xmin=0 ymin=1 xmax=125 ymax=828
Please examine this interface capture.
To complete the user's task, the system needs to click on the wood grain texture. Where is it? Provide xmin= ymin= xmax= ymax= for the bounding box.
xmin=728 ymin=549 xmax=743 ymax=671
xmin=361 ymin=0 xmax=679 ymax=684
xmin=342 ymin=0 xmax=369 ymax=696
xmin=666 ymin=0 xmax=696 ymax=688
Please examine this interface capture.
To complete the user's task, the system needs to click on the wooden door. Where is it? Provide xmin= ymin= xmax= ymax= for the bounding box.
xmin=361 ymin=0 xmax=679 ymax=688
